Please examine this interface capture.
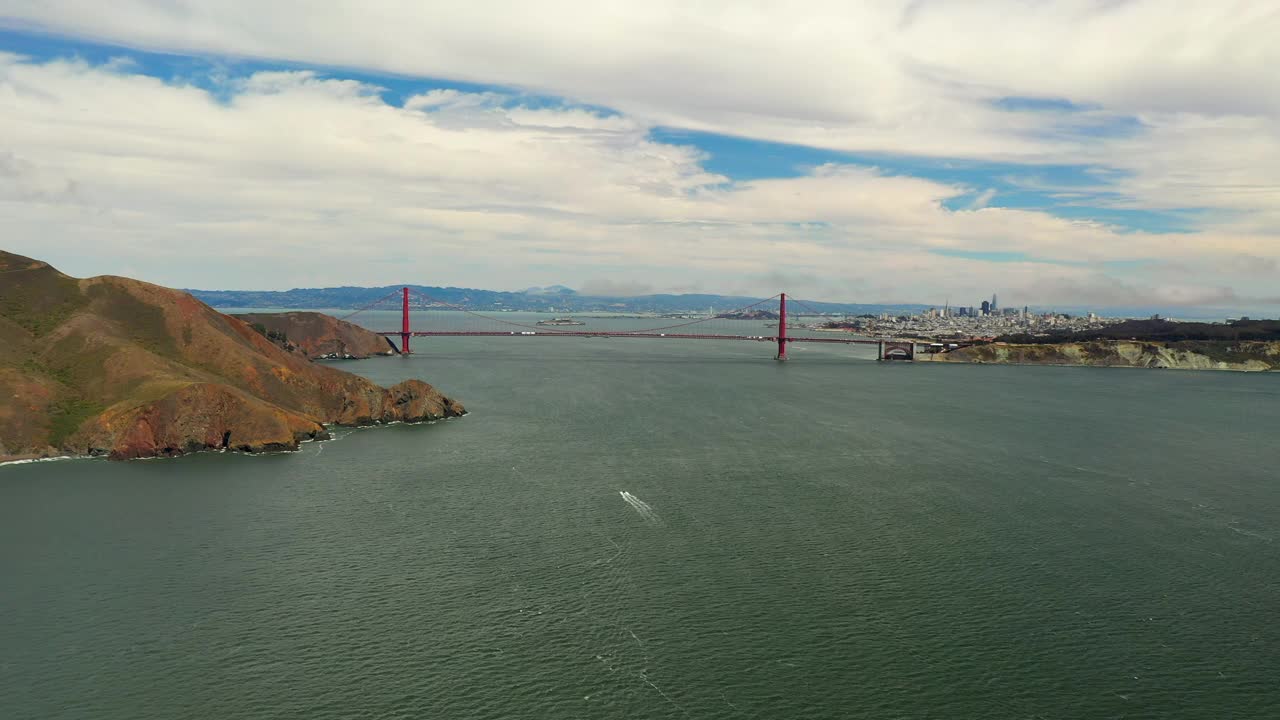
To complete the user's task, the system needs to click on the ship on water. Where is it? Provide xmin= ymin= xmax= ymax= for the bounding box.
xmin=536 ymin=317 xmax=586 ymax=326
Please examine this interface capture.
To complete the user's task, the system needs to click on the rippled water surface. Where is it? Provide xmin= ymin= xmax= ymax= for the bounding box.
xmin=3 ymin=325 xmax=1279 ymax=719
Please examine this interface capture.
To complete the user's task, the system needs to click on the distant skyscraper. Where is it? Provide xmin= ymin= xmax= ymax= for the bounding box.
xmin=991 ymin=293 xmax=998 ymax=312
xmin=980 ymin=300 xmax=991 ymax=315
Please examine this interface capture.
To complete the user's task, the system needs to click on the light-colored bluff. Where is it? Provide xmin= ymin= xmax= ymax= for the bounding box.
xmin=0 ymin=251 xmax=463 ymax=462
xmin=924 ymin=341 xmax=1280 ymax=371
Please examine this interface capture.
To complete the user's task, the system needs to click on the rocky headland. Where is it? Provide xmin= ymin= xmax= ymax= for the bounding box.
xmin=237 ymin=311 xmax=395 ymax=359
xmin=0 ymin=251 xmax=463 ymax=462
xmin=923 ymin=340 xmax=1280 ymax=371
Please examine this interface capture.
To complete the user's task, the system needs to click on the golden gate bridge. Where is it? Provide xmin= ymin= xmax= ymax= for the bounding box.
xmin=341 ymin=287 xmax=919 ymax=361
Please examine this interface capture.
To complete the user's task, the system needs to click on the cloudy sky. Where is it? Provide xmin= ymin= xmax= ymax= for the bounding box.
xmin=1 ymin=1 xmax=1278 ymax=313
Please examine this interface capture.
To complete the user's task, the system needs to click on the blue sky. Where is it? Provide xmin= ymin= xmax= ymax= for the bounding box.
xmin=650 ymin=128 xmax=1202 ymax=235
xmin=1 ymin=3 xmax=1276 ymax=313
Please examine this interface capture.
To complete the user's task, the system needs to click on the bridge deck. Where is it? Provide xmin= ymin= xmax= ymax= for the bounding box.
xmin=378 ymin=330 xmax=889 ymax=345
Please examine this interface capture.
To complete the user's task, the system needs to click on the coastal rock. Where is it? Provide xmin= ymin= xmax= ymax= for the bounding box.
xmin=381 ymin=379 xmax=466 ymax=422
xmin=0 ymin=250 xmax=464 ymax=462
xmin=80 ymin=383 xmax=329 ymax=460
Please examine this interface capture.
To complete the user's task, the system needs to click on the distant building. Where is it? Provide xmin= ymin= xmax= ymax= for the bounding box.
xmin=991 ymin=293 xmax=998 ymax=312
xmin=980 ymin=300 xmax=991 ymax=315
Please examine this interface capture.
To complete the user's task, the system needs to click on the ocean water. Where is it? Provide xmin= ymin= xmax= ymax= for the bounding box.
xmin=3 ymin=326 xmax=1279 ymax=719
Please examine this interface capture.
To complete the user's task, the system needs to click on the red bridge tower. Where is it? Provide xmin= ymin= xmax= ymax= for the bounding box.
xmin=400 ymin=286 xmax=412 ymax=355
xmin=776 ymin=293 xmax=788 ymax=361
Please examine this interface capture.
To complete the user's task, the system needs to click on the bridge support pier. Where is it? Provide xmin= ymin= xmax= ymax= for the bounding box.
xmin=878 ymin=341 xmax=915 ymax=361
xmin=776 ymin=293 xmax=788 ymax=361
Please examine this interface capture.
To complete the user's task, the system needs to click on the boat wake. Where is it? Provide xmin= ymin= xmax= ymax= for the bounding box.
xmin=619 ymin=491 xmax=662 ymax=526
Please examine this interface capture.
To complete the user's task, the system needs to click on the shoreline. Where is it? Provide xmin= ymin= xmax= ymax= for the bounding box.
xmin=917 ymin=354 xmax=1278 ymax=373
xmin=0 ymin=414 xmax=466 ymax=468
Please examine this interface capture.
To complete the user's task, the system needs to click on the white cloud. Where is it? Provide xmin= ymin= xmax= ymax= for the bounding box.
xmin=5 ymin=3 xmax=1277 ymax=129
xmin=3 ymin=2 xmax=1277 ymax=226
xmin=0 ymin=53 xmax=1277 ymax=311
xmin=967 ymin=189 xmax=997 ymax=211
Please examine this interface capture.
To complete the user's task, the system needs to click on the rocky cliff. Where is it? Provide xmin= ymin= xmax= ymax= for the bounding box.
xmin=926 ymin=340 xmax=1280 ymax=371
xmin=0 ymin=251 xmax=463 ymax=462
xmin=237 ymin=311 xmax=394 ymax=359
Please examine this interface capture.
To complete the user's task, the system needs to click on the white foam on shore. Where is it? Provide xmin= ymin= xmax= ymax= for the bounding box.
xmin=0 ymin=454 xmax=86 ymax=468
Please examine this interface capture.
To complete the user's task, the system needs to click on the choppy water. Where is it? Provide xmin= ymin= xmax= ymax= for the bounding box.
xmin=3 ymin=322 xmax=1279 ymax=719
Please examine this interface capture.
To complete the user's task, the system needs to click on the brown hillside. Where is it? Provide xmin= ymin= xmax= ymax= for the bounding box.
xmin=0 ymin=251 xmax=463 ymax=461
xmin=237 ymin=311 xmax=395 ymax=359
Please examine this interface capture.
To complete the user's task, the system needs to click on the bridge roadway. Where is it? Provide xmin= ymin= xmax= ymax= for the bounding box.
xmin=379 ymin=330 xmax=888 ymax=345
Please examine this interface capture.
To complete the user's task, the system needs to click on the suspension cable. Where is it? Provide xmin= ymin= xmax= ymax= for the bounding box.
xmin=612 ymin=295 xmax=781 ymax=334
xmin=337 ymin=288 xmax=405 ymax=321
xmin=406 ymin=289 xmax=588 ymax=334
xmin=787 ymin=297 xmax=839 ymax=318
xmin=406 ymin=289 xmax=784 ymax=335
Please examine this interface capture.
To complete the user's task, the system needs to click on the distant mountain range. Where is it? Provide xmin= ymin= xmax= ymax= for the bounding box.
xmin=187 ymin=284 xmax=929 ymax=316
